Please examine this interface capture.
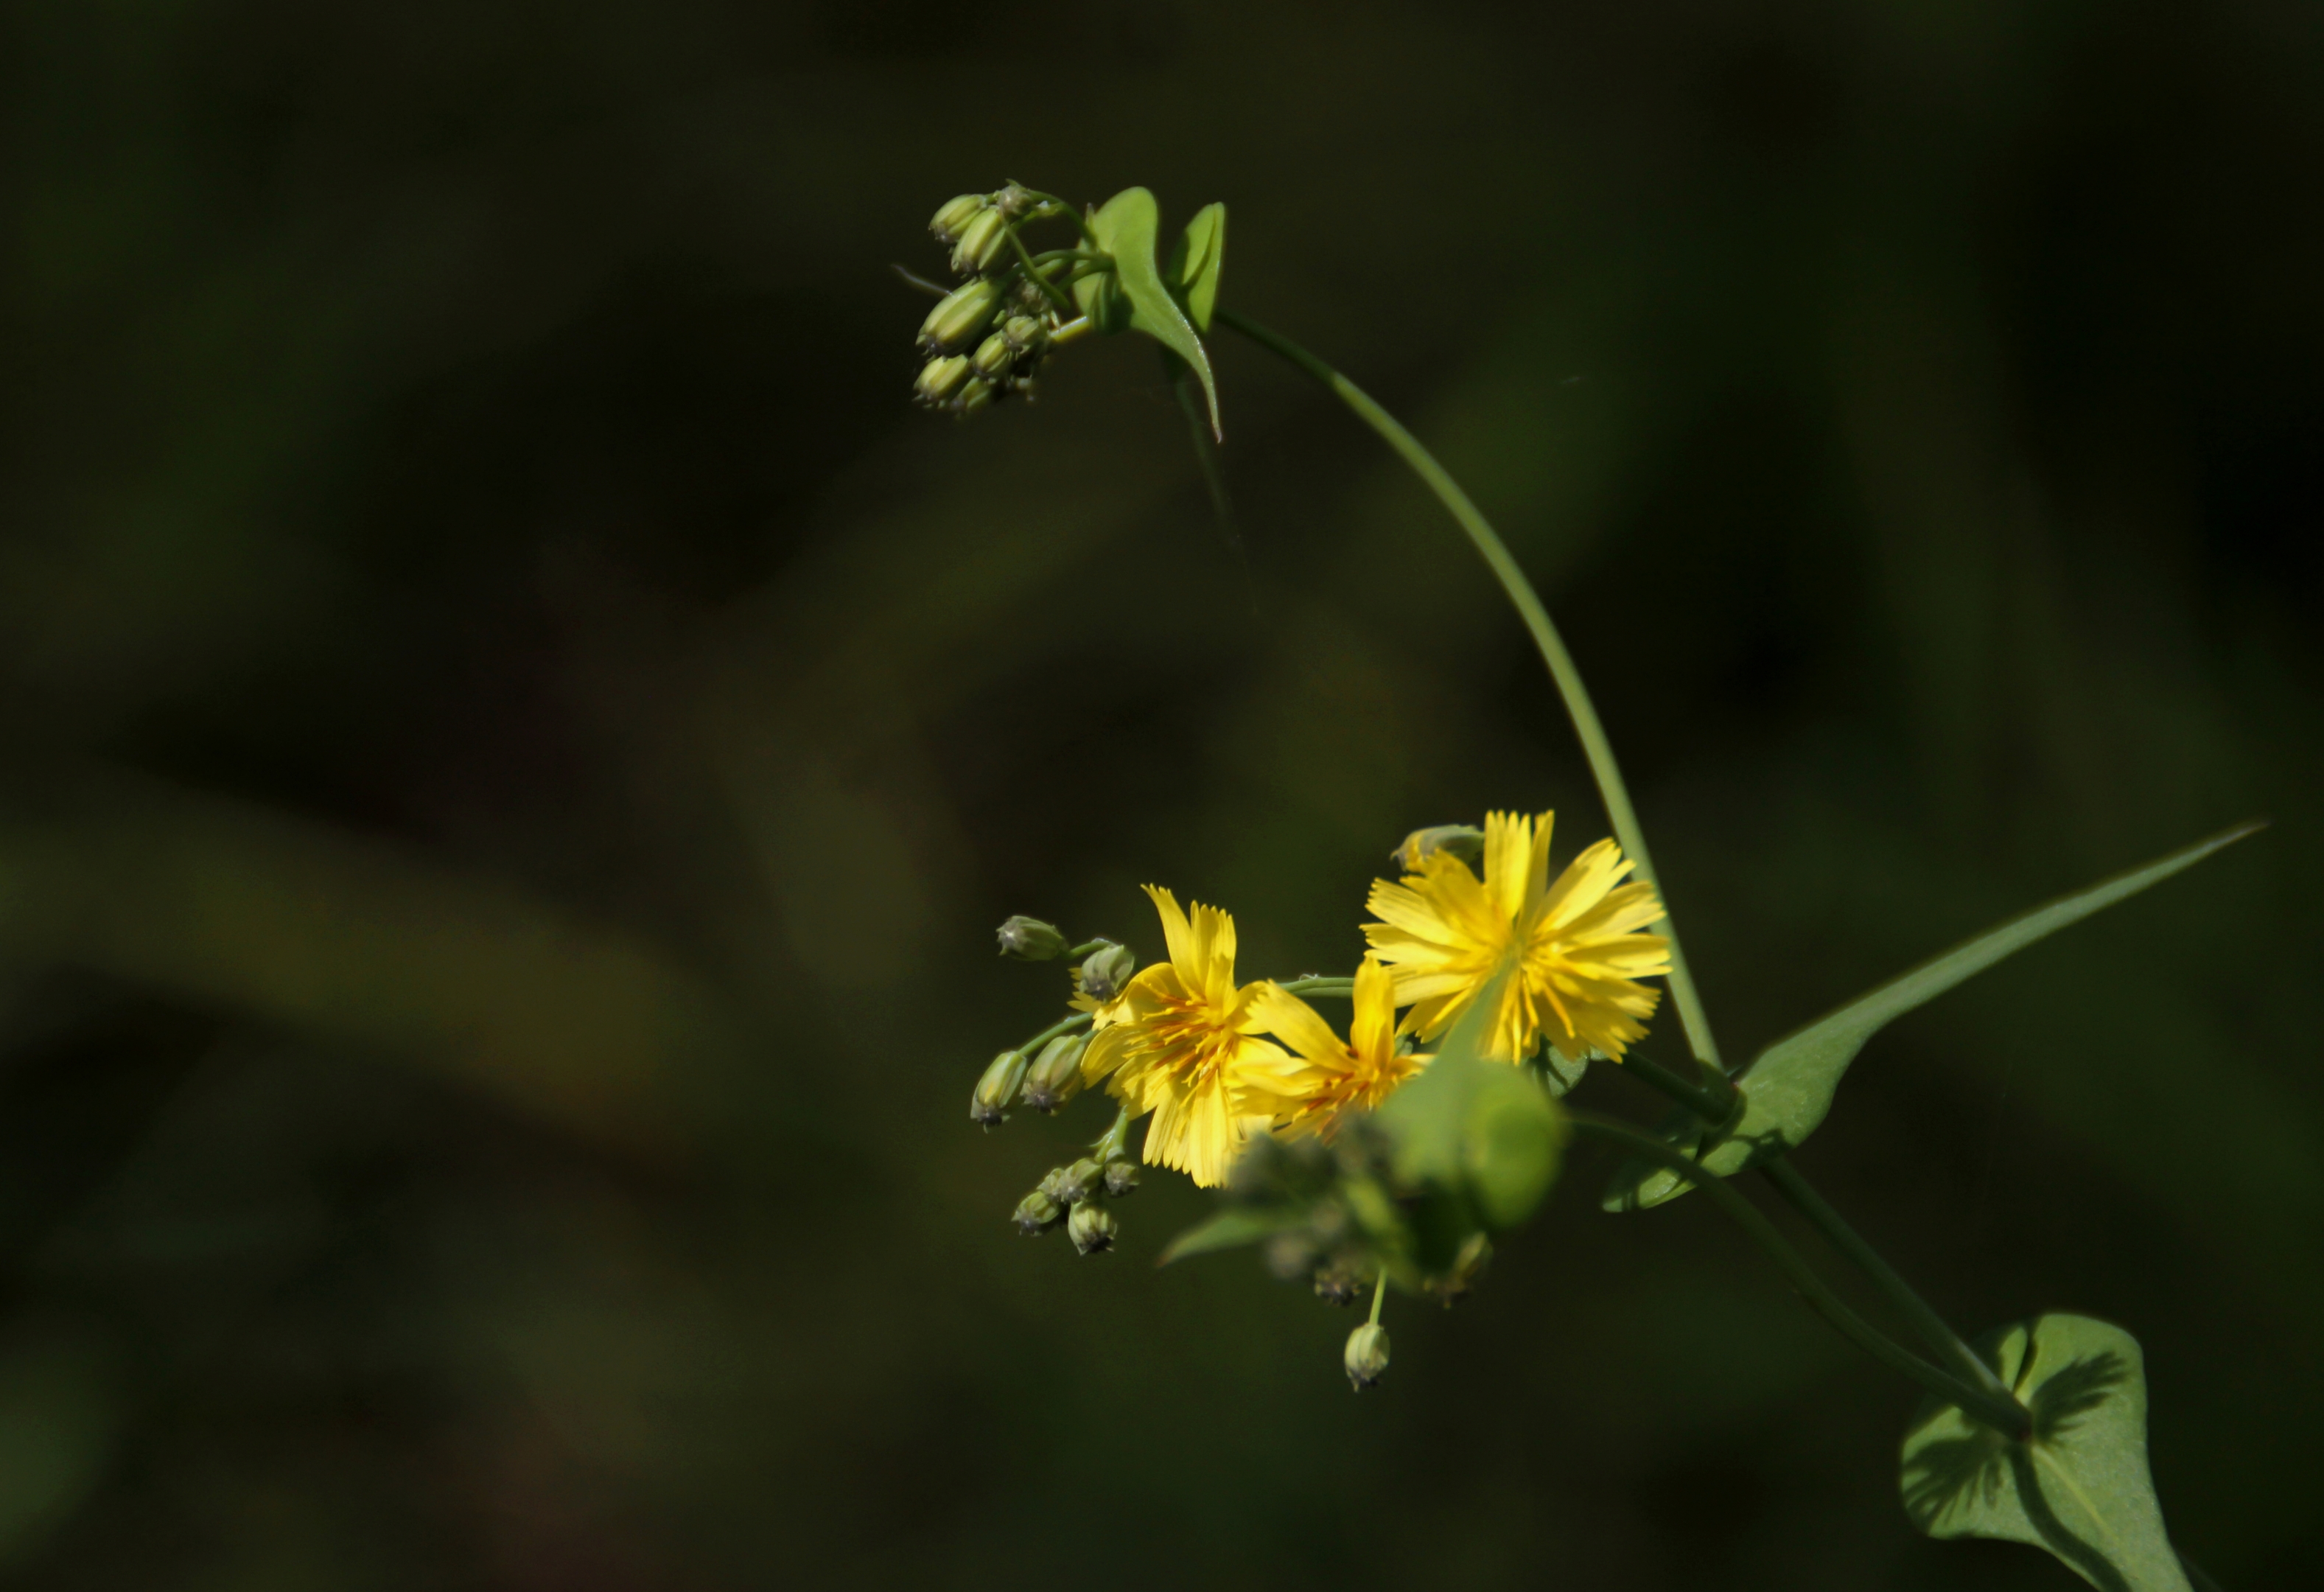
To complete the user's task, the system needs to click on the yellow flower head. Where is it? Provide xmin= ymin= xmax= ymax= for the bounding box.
xmin=1079 ymin=886 xmax=1305 ymax=1187
xmin=1250 ymin=955 xmax=1428 ymax=1140
xmin=1362 ymin=810 xmax=1672 ymax=1064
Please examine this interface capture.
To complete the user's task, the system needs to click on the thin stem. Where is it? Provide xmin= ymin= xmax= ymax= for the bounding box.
xmin=1367 ymin=1270 xmax=1387 ymax=1327
xmin=1217 ymin=309 xmax=1722 ymax=1073
xmin=1001 ymin=222 xmax=1076 ymax=317
xmin=1017 ymin=1009 xmax=1093 ymax=1055
xmin=1567 ymin=1113 xmax=2029 ymax=1437
xmin=1757 ymin=1157 xmax=2014 ymax=1405
xmin=1278 ymin=976 xmax=1356 ymax=997
xmin=1091 ymin=1103 xmax=1135 ymax=1162
xmin=1063 ymin=938 xmax=1112 ymax=960
xmin=1621 ymin=1049 xmax=1737 ymax=1123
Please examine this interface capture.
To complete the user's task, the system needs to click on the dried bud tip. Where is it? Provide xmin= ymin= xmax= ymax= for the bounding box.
xmin=970 ymin=1049 xmax=1029 ymax=1128
xmin=1013 ymin=1189 xmax=1063 ymax=1235
xmin=1068 ymin=1200 xmax=1119 ymax=1256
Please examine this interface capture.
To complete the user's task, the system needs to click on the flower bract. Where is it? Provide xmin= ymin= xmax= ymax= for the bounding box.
xmin=1362 ymin=810 xmax=1671 ymax=1063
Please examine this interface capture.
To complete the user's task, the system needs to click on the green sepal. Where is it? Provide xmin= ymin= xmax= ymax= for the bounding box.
xmin=1074 ymin=187 xmax=1222 ymax=439
xmin=1374 ymin=975 xmax=1569 ymax=1230
xmin=1166 ymin=202 xmax=1226 ymax=332
xmin=1901 ymin=1313 xmax=2191 ymax=1592
xmin=1603 ymin=823 xmax=2260 ymax=1211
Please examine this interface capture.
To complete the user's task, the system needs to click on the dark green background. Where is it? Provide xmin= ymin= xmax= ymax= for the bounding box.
xmin=1 ymin=1 xmax=2317 ymax=1585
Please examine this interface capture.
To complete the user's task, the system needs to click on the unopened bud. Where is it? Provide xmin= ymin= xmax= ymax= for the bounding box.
xmin=1078 ymin=943 xmax=1137 ymax=1005
xmin=1054 ymin=1158 xmax=1103 ymax=1205
xmin=990 ymin=181 xmax=1035 ymax=217
xmin=918 ymin=278 xmax=1000 ymax=353
xmin=1068 ymin=1200 xmax=1118 ymax=1255
xmin=1013 ymin=1188 xmax=1063 ymax=1235
xmin=995 ymin=915 xmax=1068 ymax=960
xmin=970 ymin=1049 xmax=1028 ymax=1127
xmin=1426 ymin=1232 xmax=1493 ymax=1308
xmin=950 ymin=206 xmax=1010 ymax=275
xmin=929 ymin=193 xmax=989 ymax=244
xmin=1001 ymin=314 xmax=1048 ymax=354
xmin=1021 ymin=1033 xmax=1088 ymax=1113
xmin=913 ymin=355 xmax=971 ymax=406
xmin=972 ymin=331 xmax=1016 ymax=380
xmin=1393 ymin=824 xmax=1485 ymax=873
xmin=1102 ymin=1159 xmax=1139 ymax=1198
xmin=1314 ymin=1262 xmax=1365 ymax=1306
xmin=1343 ymin=1322 xmax=1390 ymax=1390
xmin=953 ymin=377 xmax=996 ymax=419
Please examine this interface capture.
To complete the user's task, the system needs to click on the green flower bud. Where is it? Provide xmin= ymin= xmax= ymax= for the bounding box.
xmin=995 ymin=915 xmax=1068 ymax=960
xmin=950 ymin=206 xmax=1010 ymax=275
xmin=929 ymin=193 xmax=989 ymax=244
xmin=970 ymin=1049 xmax=1028 ymax=1128
xmin=1078 ymin=943 xmax=1137 ymax=1004
xmin=1021 ymin=1033 xmax=1088 ymax=1114
xmin=913 ymin=355 xmax=971 ymax=406
xmin=1392 ymin=824 xmax=1485 ymax=873
xmin=1102 ymin=1159 xmax=1138 ymax=1198
xmin=1068 ymin=1200 xmax=1118 ymax=1255
xmin=918 ymin=278 xmax=1001 ymax=353
xmin=1013 ymin=1188 xmax=1063 ymax=1235
xmin=1001 ymin=314 xmax=1048 ymax=354
xmin=1343 ymin=1322 xmax=1390 ymax=1390
xmin=953 ymin=377 xmax=996 ymax=419
xmin=972 ymin=330 xmax=1016 ymax=380
xmin=990 ymin=181 xmax=1035 ymax=217
xmin=1054 ymin=1157 xmax=1103 ymax=1206
xmin=1425 ymin=1232 xmax=1494 ymax=1308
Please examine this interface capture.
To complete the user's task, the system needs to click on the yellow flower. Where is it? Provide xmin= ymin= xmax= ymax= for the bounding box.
xmin=1362 ymin=810 xmax=1671 ymax=1064
xmin=1250 ymin=955 xmax=1428 ymax=1139
xmin=1079 ymin=886 xmax=1306 ymax=1187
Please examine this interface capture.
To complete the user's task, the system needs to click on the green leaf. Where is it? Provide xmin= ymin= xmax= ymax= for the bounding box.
xmin=1079 ymin=186 xmax=1222 ymax=440
xmin=1900 ymin=1313 xmax=2191 ymax=1592
xmin=1155 ymin=1206 xmax=1306 ymax=1265
xmin=1605 ymin=823 xmax=2261 ymax=1211
xmin=1166 ymin=203 xmax=1226 ymax=332
xmin=1374 ymin=975 xmax=1568 ymax=1229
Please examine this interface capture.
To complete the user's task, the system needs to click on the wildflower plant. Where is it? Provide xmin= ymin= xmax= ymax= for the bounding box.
xmin=917 ymin=181 xmax=2255 ymax=1591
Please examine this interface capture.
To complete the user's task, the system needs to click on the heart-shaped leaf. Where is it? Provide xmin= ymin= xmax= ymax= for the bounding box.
xmin=1604 ymin=823 xmax=2259 ymax=1211
xmin=1901 ymin=1313 xmax=2191 ymax=1592
xmin=1166 ymin=203 xmax=1226 ymax=331
xmin=1077 ymin=187 xmax=1222 ymax=440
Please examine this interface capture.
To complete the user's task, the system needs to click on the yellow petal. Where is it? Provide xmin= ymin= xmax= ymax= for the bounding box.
xmin=1249 ymin=983 xmax=1351 ymax=1068
xmin=1350 ymin=956 xmax=1398 ymax=1063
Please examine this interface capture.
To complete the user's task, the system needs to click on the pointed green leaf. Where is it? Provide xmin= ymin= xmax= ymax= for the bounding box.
xmin=1155 ymin=1205 xmax=1306 ymax=1265
xmin=1901 ymin=1313 xmax=2191 ymax=1592
xmin=1166 ymin=203 xmax=1227 ymax=332
xmin=1079 ymin=187 xmax=1222 ymax=440
xmin=1606 ymin=823 xmax=2260 ymax=1210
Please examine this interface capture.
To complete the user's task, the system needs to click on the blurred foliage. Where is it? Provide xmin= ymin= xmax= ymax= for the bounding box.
xmin=0 ymin=0 xmax=2317 ymax=1586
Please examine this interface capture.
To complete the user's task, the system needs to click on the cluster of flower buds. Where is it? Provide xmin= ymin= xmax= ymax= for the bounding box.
xmin=1013 ymin=1152 xmax=1138 ymax=1254
xmin=914 ymin=184 xmax=1071 ymax=419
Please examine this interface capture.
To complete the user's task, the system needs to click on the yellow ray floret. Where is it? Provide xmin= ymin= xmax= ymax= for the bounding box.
xmin=1362 ymin=810 xmax=1671 ymax=1064
xmin=1250 ymin=955 xmax=1429 ymax=1140
xmin=1079 ymin=885 xmax=1306 ymax=1187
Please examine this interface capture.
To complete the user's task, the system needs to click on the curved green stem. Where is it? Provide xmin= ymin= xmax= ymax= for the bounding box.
xmin=1001 ymin=221 xmax=1076 ymax=317
xmin=1018 ymin=1009 xmax=1093 ymax=1055
xmin=1757 ymin=1157 xmax=2015 ymax=1406
xmin=1567 ymin=1113 xmax=2030 ymax=1437
xmin=1216 ymin=308 xmax=1722 ymax=1074
xmin=1092 ymin=1103 xmax=1135 ymax=1162
xmin=1367 ymin=1269 xmax=1387 ymax=1327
